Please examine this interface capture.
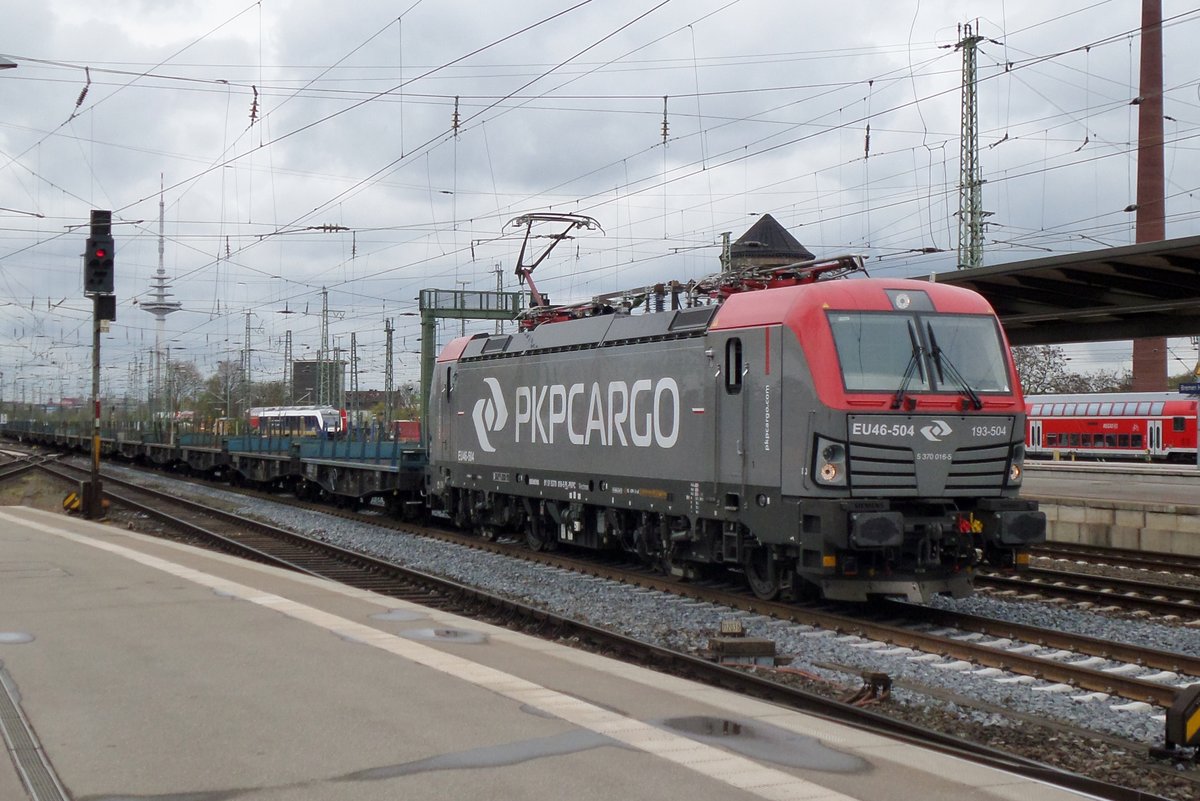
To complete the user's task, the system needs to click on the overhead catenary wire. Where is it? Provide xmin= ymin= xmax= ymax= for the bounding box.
xmin=2 ymin=3 xmax=1200 ymax=398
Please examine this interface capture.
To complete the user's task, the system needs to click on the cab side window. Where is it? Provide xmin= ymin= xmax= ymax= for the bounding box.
xmin=725 ymin=338 xmax=743 ymax=394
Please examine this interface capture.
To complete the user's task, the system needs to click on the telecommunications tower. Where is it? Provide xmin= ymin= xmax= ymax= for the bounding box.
xmin=140 ymin=178 xmax=182 ymax=410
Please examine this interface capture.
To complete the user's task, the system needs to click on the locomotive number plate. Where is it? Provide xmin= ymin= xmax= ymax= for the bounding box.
xmin=848 ymin=415 xmax=1013 ymax=446
xmin=850 ymin=422 xmax=916 ymax=437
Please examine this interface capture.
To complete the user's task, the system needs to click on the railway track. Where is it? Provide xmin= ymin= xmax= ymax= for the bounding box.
xmin=43 ymin=458 xmax=1196 ymax=712
xmin=1032 ymin=542 xmax=1200 ymax=576
xmin=39 ymin=461 xmax=474 ymax=606
xmin=28 ymin=461 xmax=1176 ymax=801
xmin=977 ymin=567 xmax=1200 ymax=617
xmin=0 ymin=452 xmax=49 ymax=481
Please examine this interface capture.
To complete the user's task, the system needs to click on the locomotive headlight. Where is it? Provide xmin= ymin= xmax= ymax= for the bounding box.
xmin=1008 ymin=443 xmax=1025 ymax=485
xmin=814 ymin=436 xmax=848 ymax=486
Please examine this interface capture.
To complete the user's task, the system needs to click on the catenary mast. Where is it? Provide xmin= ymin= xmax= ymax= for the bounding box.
xmin=956 ymin=22 xmax=985 ymax=269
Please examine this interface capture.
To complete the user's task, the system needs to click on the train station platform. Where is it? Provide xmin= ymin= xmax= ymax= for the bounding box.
xmin=0 ymin=505 xmax=1095 ymax=801
xmin=1025 ymin=463 xmax=1200 ymax=556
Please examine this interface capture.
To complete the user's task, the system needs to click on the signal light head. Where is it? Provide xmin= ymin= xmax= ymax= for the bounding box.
xmin=83 ymin=234 xmax=115 ymax=294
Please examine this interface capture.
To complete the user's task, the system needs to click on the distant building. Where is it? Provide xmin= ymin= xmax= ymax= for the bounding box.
xmin=44 ymin=397 xmax=84 ymax=414
xmin=292 ymin=360 xmax=345 ymax=406
xmin=345 ymin=389 xmax=387 ymax=408
xmin=729 ymin=213 xmax=814 ymax=271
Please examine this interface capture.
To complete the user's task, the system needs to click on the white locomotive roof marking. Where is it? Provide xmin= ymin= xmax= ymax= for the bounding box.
xmin=7 ymin=508 xmax=861 ymax=801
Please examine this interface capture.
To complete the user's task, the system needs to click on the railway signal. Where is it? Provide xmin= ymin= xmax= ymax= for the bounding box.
xmin=83 ymin=210 xmax=115 ymax=295
xmin=83 ymin=208 xmax=115 ymax=519
xmin=83 ymin=234 xmax=115 ymax=294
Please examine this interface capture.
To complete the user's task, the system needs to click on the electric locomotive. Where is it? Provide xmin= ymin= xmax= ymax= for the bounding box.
xmin=427 ymin=255 xmax=1044 ymax=602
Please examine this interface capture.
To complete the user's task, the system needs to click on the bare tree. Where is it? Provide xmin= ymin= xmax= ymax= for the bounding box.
xmin=250 ymin=380 xmax=287 ymax=407
xmin=1013 ymin=345 xmax=1132 ymax=394
xmin=394 ymin=383 xmax=419 ymax=418
xmin=167 ymin=361 xmax=204 ymax=408
xmin=199 ymin=360 xmax=244 ymax=419
xmin=1011 ymin=345 xmax=1069 ymax=394
xmin=1059 ymin=369 xmax=1131 ymax=393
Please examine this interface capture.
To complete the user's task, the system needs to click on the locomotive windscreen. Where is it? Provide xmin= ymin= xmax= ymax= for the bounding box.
xmin=924 ymin=316 xmax=1011 ymax=392
xmin=828 ymin=311 xmax=1011 ymax=394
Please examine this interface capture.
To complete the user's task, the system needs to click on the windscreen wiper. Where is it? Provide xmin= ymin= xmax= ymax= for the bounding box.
xmin=926 ymin=322 xmax=983 ymax=410
xmin=891 ymin=321 xmax=924 ymax=410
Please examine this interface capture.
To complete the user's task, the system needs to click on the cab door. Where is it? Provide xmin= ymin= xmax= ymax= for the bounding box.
xmin=429 ymin=363 xmax=454 ymax=466
xmin=715 ymin=334 xmax=747 ymax=490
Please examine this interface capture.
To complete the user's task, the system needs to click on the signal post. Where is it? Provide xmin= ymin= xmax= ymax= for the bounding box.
xmin=83 ymin=210 xmax=116 ymax=519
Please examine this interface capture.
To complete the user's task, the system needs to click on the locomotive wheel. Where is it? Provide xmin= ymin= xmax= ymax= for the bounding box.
xmin=743 ymin=547 xmax=781 ymax=601
xmin=634 ymin=531 xmax=655 ymax=566
xmin=526 ymin=518 xmax=549 ymax=551
xmin=662 ymin=553 xmax=691 ymax=577
xmin=452 ymin=493 xmax=469 ymax=529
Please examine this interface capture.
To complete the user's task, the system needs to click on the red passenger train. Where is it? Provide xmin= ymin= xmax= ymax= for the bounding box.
xmin=1025 ymin=392 xmax=1200 ymax=461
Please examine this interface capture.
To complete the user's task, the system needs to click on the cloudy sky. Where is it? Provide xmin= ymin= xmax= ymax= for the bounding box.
xmin=2 ymin=0 xmax=1199 ymax=406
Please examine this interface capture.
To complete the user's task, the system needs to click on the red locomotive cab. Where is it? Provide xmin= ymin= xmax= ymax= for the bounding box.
xmin=745 ymin=278 xmax=1026 ymax=413
xmin=708 ymin=275 xmax=1040 ymax=601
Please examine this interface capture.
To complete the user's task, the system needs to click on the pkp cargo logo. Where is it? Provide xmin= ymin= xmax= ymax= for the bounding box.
xmin=920 ymin=419 xmax=952 ymax=442
xmin=472 ymin=377 xmax=508 ymax=453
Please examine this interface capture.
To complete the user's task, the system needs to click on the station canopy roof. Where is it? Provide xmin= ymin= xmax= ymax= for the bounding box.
xmin=934 ymin=235 xmax=1200 ymax=346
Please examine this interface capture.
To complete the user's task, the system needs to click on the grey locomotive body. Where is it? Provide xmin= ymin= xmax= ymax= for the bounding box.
xmin=428 ymin=276 xmax=1044 ymax=602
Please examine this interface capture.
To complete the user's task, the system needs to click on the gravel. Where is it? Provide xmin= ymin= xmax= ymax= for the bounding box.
xmin=106 ymin=464 xmax=1190 ymax=743
xmin=103 ymin=464 xmax=1200 ymax=799
xmin=934 ymin=591 xmax=1200 ymax=656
